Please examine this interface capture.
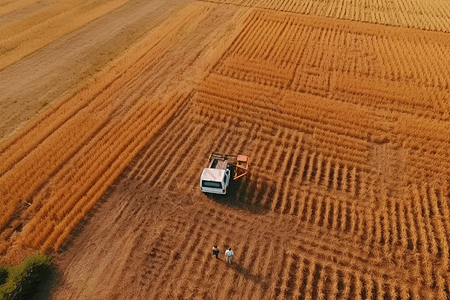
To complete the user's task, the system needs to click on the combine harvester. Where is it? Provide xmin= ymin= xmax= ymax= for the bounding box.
xmin=200 ymin=152 xmax=249 ymax=195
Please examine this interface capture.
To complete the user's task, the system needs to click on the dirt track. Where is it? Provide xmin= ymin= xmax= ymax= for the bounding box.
xmin=0 ymin=0 xmax=191 ymax=141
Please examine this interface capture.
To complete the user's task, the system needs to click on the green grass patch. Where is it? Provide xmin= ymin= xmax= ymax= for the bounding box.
xmin=0 ymin=253 xmax=54 ymax=300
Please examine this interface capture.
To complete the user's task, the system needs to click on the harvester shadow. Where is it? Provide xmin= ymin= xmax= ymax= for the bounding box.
xmin=206 ymin=176 xmax=270 ymax=215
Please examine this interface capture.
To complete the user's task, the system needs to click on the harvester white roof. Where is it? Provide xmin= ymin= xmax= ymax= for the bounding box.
xmin=201 ymin=168 xmax=225 ymax=182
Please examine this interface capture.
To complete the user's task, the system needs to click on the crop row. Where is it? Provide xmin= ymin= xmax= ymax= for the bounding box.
xmin=286 ymin=176 xmax=450 ymax=266
xmin=201 ymin=0 xmax=450 ymax=32
xmin=202 ymin=73 xmax=380 ymax=137
xmin=215 ymin=9 xmax=450 ymax=119
xmin=0 ymin=101 xmax=117 ymax=231
xmin=19 ymin=92 xmax=187 ymax=252
xmin=197 ymin=78 xmax=380 ymax=164
xmin=333 ymin=75 xmax=449 ymax=119
xmin=214 ymin=58 xmax=294 ymax=88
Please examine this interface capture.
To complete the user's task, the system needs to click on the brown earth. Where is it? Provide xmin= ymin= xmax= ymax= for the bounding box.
xmin=51 ymin=178 xmax=298 ymax=299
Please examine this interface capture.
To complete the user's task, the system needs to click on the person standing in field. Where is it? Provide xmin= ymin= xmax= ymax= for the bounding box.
xmin=212 ymin=246 xmax=220 ymax=259
xmin=224 ymin=248 xmax=234 ymax=264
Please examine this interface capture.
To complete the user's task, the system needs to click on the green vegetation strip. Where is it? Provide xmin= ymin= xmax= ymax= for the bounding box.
xmin=0 ymin=253 xmax=54 ymax=300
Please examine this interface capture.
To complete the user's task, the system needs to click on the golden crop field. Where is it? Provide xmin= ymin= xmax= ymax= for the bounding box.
xmin=201 ymin=0 xmax=450 ymax=32
xmin=1 ymin=0 xmax=450 ymax=299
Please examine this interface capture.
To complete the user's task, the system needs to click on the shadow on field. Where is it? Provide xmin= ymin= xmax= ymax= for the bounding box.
xmin=31 ymin=265 xmax=60 ymax=300
xmin=206 ymin=176 xmax=270 ymax=215
xmin=228 ymin=262 xmax=269 ymax=292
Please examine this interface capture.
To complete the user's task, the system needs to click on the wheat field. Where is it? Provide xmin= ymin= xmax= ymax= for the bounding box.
xmin=1 ymin=0 xmax=450 ymax=299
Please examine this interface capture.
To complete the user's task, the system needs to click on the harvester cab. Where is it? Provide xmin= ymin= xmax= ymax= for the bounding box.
xmin=200 ymin=152 xmax=249 ymax=195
